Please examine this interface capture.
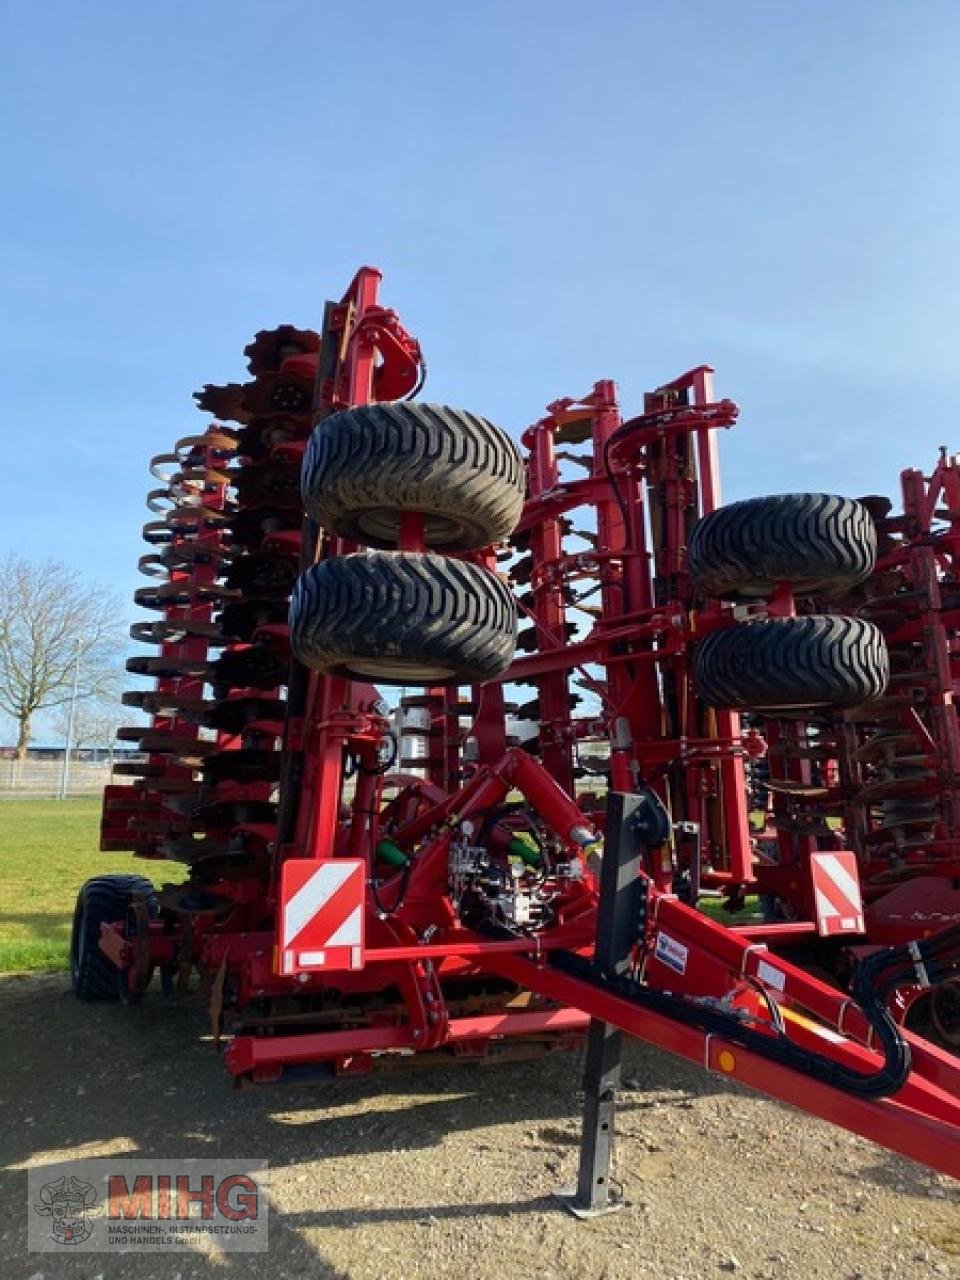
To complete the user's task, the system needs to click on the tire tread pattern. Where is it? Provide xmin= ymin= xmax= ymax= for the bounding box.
xmin=302 ymin=402 xmax=525 ymax=551
xmin=290 ymin=551 xmax=517 ymax=685
xmin=689 ymin=494 xmax=876 ymax=600
xmin=71 ymin=874 xmax=155 ymax=1001
xmin=694 ymin=615 xmax=889 ymax=710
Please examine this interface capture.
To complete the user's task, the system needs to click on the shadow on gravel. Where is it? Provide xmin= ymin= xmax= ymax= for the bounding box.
xmin=0 ymin=972 xmax=743 ymax=1275
xmin=0 ymin=975 xmax=737 ymax=1163
xmin=275 ymin=1194 xmax=558 ymax=1231
xmin=856 ymin=1152 xmax=958 ymax=1198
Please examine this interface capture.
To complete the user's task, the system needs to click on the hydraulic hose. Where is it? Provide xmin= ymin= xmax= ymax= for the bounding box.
xmin=551 ymin=924 xmax=960 ymax=1101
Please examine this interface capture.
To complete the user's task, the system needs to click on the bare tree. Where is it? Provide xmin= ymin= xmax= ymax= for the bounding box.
xmin=0 ymin=555 xmax=124 ymax=759
xmin=53 ymin=698 xmax=124 ymax=757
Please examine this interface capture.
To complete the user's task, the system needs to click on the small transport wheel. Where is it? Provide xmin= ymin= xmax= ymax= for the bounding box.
xmin=70 ymin=874 xmax=157 ymax=1002
xmin=688 ymin=494 xmax=877 ymax=600
xmin=694 ymin=615 xmax=889 ymax=710
xmin=301 ymin=402 xmax=525 ymax=551
xmin=290 ymin=550 xmax=517 ymax=685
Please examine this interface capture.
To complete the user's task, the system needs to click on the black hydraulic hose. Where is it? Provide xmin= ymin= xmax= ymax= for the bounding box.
xmin=914 ymin=922 xmax=960 ymax=966
xmin=550 ymin=944 xmax=914 ymax=1100
xmin=897 ymin=923 xmax=960 ymax=995
xmin=844 ymin=947 xmax=913 ymax=1097
xmin=370 ymin=861 xmax=411 ymax=916
xmin=356 ymin=733 xmax=398 ymax=777
xmin=475 ymin=800 xmax=529 ymax=841
xmin=601 ymin=434 xmax=633 ymax=554
xmin=405 ymin=356 xmax=427 ymax=401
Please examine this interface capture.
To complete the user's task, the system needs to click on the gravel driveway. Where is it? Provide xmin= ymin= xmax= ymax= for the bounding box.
xmin=1 ymin=973 xmax=957 ymax=1280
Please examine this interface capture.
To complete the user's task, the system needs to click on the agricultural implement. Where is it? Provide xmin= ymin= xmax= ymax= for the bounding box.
xmin=78 ymin=266 xmax=960 ymax=1202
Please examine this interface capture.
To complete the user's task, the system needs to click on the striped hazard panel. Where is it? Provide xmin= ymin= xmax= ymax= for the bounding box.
xmin=809 ymin=851 xmax=865 ymax=937
xmin=278 ymin=858 xmax=366 ymax=975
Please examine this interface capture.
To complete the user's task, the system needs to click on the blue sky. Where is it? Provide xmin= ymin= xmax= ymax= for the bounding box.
xmin=2 ymin=1 xmax=959 ymax=738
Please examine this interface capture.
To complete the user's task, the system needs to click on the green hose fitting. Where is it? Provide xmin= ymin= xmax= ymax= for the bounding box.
xmin=376 ymin=839 xmax=410 ymax=868
xmin=507 ymin=837 xmax=542 ymax=867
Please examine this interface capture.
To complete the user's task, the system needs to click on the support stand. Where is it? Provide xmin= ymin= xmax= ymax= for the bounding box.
xmin=555 ymin=783 xmax=670 ymax=1213
xmin=558 ymin=788 xmax=665 ymax=1217
xmin=560 ymin=1018 xmax=625 ymax=1218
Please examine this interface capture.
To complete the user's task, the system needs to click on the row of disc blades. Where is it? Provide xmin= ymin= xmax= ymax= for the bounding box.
xmin=114 ymin=326 xmax=320 ymax=867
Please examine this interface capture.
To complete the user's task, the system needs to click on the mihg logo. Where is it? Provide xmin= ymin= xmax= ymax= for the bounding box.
xmin=28 ymin=1159 xmax=268 ymax=1254
xmin=35 ymin=1175 xmax=103 ymax=1245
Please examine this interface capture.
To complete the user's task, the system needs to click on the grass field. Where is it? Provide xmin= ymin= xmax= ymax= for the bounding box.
xmin=0 ymin=796 xmax=184 ymax=973
xmin=0 ymin=797 xmax=760 ymax=975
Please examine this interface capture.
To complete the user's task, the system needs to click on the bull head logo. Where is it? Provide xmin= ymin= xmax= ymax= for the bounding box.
xmin=35 ymin=1175 xmax=102 ymax=1245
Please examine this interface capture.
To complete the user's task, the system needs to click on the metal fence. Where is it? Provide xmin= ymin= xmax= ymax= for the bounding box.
xmin=0 ymin=756 xmax=133 ymax=797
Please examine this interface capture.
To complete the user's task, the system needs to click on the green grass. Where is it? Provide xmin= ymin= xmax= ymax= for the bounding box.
xmin=0 ymin=796 xmax=184 ymax=974
xmin=699 ymin=894 xmax=763 ymax=925
xmin=0 ymin=797 xmax=766 ymax=975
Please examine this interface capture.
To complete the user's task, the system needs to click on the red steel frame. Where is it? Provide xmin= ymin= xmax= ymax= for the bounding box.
xmin=100 ymin=267 xmax=960 ymax=1182
xmin=750 ymin=452 xmax=960 ymax=960
xmin=842 ymin=454 xmax=960 ymax=929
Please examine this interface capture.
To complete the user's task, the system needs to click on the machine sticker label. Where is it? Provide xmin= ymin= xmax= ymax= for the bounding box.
xmin=757 ymin=958 xmax=786 ymax=992
xmin=654 ymin=930 xmax=688 ymax=975
xmin=279 ymin=858 xmax=366 ymax=974
xmin=810 ymin=852 xmax=865 ymax=939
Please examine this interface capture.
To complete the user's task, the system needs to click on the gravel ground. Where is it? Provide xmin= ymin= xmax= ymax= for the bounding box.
xmin=1 ymin=972 xmax=957 ymax=1280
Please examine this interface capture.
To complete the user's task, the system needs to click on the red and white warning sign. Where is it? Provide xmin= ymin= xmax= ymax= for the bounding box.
xmin=278 ymin=858 xmax=365 ymax=974
xmin=810 ymin=851 xmax=865 ymax=937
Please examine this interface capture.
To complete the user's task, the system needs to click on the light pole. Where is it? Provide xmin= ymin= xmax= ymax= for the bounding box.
xmin=58 ymin=637 xmax=83 ymax=800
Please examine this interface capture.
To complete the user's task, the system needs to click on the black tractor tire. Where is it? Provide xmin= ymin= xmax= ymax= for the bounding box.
xmin=70 ymin=874 xmax=156 ymax=1001
xmin=301 ymin=402 xmax=525 ymax=552
xmin=694 ymin=616 xmax=889 ymax=710
xmin=688 ymin=494 xmax=876 ymax=600
xmin=290 ymin=551 xmax=517 ymax=685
